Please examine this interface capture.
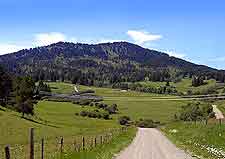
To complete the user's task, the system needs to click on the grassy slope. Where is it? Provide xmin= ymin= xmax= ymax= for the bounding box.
xmin=0 ymin=101 xmax=119 ymax=145
xmin=2 ymin=81 xmax=224 ymax=158
xmin=47 ymin=82 xmax=225 ymax=158
xmin=162 ymin=122 xmax=225 ymax=159
xmin=64 ymin=127 xmax=137 ymax=159
xmin=139 ymin=78 xmax=217 ymax=94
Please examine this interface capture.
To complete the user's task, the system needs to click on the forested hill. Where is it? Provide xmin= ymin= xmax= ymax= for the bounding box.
xmin=0 ymin=41 xmax=224 ymax=85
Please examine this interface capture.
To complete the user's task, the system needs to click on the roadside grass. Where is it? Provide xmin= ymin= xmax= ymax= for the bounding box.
xmin=162 ymin=121 xmax=225 ymax=159
xmin=0 ymin=101 xmax=119 ymax=145
xmin=63 ymin=127 xmax=137 ymax=159
xmin=214 ymin=100 xmax=225 ymax=115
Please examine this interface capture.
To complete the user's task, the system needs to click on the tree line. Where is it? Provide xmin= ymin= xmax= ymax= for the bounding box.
xmin=0 ymin=66 xmax=50 ymax=117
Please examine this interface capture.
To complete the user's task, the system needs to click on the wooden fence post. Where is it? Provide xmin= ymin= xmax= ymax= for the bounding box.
xmin=100 ymin=136 xmax=103 ymax=145
xmin=5 ymin=145 xmax=10 ymax=159
xmin=73 ymin=139 xmax=77 ymax=152
xmin=82 ymin=136 xmax=85 ymax=151
xmin=60 ymin=137 xmax=64 ymax=158
xmin=30 ymin=128 xmax=34 ymax=159
xmin=94 ymin=137 xmax=97 ymax=147
xmin=41 ymin=138 xmax=44 ymax=159
xmin=219 ymin=119 xmax=222 ymax=125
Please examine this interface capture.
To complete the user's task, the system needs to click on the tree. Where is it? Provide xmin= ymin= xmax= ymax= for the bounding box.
xmin=37 ymin=81 xmax=51 ymax=92
xmin=14 ymin=77 xmax=36 ymax=117
xmin=166 ymin=81 xmax=170 ymax=87
xmin=118 ymin=116 xmax=131 ymax=125
xmin=192 ymin=76 xmax=204 ymax=87
xmin=0 ymin=66 xmax=12 ymax=106
xmin=16 ymin=97 xmax=34 ymax=117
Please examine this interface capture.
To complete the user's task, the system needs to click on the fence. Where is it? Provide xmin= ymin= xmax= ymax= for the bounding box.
xmin=0 ymin=127 xmax=128 ymax=159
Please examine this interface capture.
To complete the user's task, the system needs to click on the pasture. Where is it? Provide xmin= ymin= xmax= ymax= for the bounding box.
xmin=47 ymin=82 xmax=187 ymax=122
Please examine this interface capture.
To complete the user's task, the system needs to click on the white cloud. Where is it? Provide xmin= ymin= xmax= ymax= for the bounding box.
xmin=0 ymin=32 xmax=76 ymax=55
xmin=127 ymin=30 xmax=162 ymax=45
xmin=149 ymin=48 xmax=186 ymax=59
xmin=33 ymin=32 xmax=67 ymax=46
xmin=165 ymin=50 xmax=186 ymax=59
xmin=0 ymin=44 xmax=28 ymax=55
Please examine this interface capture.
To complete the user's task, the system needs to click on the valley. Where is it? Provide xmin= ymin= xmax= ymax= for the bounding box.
xmin=1 ymin=80 xmax=225 ymax=159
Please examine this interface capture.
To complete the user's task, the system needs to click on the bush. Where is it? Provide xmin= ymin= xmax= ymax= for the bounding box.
xmin=135 ymin=119 xmax=159 ymax=128
xmin=102 ymin=112 xmax=110 ymax=120
xmin=78 ymin=110 xmax=110 ymax=120
xmin=119 ymin=116 xmax=131 ymax=125
xmin=80 ymin=110 xmax=88 ymax=117
xmin=105 ymin=104 xmax=118 ymax=114
xmin=98 ymin=103 xmax=108 ymax=109
xmin=72 ymin=99 xmax=94 ymax=106
xmin=37 ymin=81 xmax=51 ymax=92
xmin=178 ymin=102 xmax=215 ymax=121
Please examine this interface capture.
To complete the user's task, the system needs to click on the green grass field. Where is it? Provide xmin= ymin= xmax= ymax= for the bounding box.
xmin=0 ymin=101 xmax=119 ymax=145
xmin=47 ymin=82 xmax=186 ymax=122
xmin=64 ymin=127 xmax=137 ymax=159
xmin=2 ymin=81 xmax=224 ymax=159
xmin=138 ymin=78 xmax=218 ymax=94
xmin=0 ymin=82 xmax=187 ymax=145
xmin=163 ymin=122 xmax=225 ymax=159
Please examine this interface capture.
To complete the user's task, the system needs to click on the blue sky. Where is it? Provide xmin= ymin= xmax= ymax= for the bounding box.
xmin=0 ymin=0 xmax=225 ymax=69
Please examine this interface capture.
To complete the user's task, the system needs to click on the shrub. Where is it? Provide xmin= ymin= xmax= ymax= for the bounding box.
xmin=102 ymin=112 xmax=110 ymax=120
xmin=78 ymin=110 xmax=110 ymax=120
xmin=96 ymin=103 xmax=108 ymax=109
xmin=178 ymin=102 xmax=214 ymax=121
xmin=135 ymin=119 xmax=159 ymax=128
xmin=119 ymin=116 xmax=131 ymax=125
xmin=95 ymin=102 xmax=100 ymax=106
xmin=80 ymin=111 xmax=88 ymax=117
xmin=105 ymin=104 xmax=118 ymax=114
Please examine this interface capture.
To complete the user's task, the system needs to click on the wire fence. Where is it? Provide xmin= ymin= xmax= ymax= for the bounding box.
xmin=0 ymin=127 xmax=128 ymax=159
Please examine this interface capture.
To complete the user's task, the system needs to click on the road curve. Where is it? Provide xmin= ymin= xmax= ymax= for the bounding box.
xmin=212 ymin=105 xmax=224 ymax=120
xmin=115 ymin=128 xmax=193 ymax=159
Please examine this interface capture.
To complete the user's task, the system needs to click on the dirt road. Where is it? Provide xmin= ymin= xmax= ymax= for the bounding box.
xmin=212 ymin=105 xmax=224 ymax=119
xmin=115 ymin=128 xmax=193 ymax=159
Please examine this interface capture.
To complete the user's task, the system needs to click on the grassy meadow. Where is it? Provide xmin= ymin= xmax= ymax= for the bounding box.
xmin=139 ymin=78 xmax=219 ymax=94
xmin=0 ymin=101 xmax=119 ymax=145
xmin=47 ymin=82 xmax=187 ymax=122
xmin=163 ymin=122 xmax=225 ymax=159
xmin=1 ymin=81 xmax=225 ymax=159
xmin=64 ymin=127 xmax=137 ymax=159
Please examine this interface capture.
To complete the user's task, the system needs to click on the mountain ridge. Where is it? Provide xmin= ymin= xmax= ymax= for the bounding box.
xmin=0 ymin=41 xmax=224 ymax=84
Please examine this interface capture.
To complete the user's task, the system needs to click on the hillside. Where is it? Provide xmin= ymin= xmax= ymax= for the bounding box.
xmin=0 ymin=42 xmax=224 ymax=85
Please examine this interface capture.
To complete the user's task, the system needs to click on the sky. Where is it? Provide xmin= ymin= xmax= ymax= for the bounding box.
xmin=0 ymin=0 xmax=225 ymax=69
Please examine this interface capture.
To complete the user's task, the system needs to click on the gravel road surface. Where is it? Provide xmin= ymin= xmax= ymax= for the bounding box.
xmin=212 ymin=105 xmax=224 ymax=119
xmin=115 ymin=128 xmax=193 ymax=159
